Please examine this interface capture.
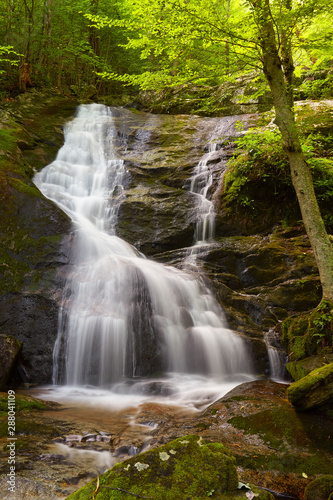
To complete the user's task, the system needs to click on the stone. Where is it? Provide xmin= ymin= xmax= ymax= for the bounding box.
xmin=304 ymin=476 xmax=333 ymax=500
xmin=287 ymin=363 xmax=333 ymax=411
xmin=0 ymin=335 xmax=21 ymax=389
xmin=65 ymin=434 xmax=239 ymax=499
xmin=287 ymin=354 xmax=333 ymax=382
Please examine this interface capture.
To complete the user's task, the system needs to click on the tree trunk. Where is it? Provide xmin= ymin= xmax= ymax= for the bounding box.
xmin=251 ymin=0 xmax=333 ymax=302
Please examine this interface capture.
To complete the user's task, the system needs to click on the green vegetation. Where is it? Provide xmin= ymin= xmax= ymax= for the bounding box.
xmin=66 ymin=435 xmax=239 ymax=499
xmin=282 ymin=300 xmax=333 ymax=362
xmin=223 ymin=106 xmax=333 ymax=232
xmin=0 ymin=393 xmax=48 ymax=418
xmin=287 ymin=363 xmax=333 ymax=411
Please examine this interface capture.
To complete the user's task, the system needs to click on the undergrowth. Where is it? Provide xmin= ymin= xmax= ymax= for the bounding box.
xmin=223 ymin=112 xmax=333 ymax=231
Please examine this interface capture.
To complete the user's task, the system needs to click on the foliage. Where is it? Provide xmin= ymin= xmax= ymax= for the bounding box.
xmin=282 ymin=300 xmax=333 ymax=362
xmin=83 ymin=0 xmax=333 ymax=94
xmin=0 ymin=46 xmax=21 ymax=75
xmin=223 ymin=118 xmax=333 ymax=231
xmin=297 ymin=73 xmax=333 ymax=100
xmin=0 ymin=0 xmax=142 ymax=96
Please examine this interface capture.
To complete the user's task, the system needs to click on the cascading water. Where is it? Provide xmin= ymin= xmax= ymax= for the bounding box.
xmin=34 ymin=104 xmax=253 ymax=406
xmin=189 ymin=143 xmax=217 ymax=244
xmin=264 ymin=330 xmax=287 ymax=382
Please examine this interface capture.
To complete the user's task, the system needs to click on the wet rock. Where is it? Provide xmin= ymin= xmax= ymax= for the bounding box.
xmin=81 ymin=434 xmax=96 ymax=442
xmin=0 ymin=335 xmax=21 ymax=389
xmin=304 ymin=475 xmax=333 ymax=500
xmin=0 ymin=95 xmax=73 ymax=384
xmin=113 ymin=445 xmax=139 ymax=457
xmin=287 ymin=363 xmax=333 ymax=411
xmin=65 ymin=435 xmax=82 ymax=443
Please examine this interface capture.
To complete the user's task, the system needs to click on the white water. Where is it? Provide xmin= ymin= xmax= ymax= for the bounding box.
xmin=189 ymin=143 xmax=217 ymax=244
xmin=34 ymin=104 xmax=254 ymax=408
xmin=264 ymin=330 xmax=287 ymax=382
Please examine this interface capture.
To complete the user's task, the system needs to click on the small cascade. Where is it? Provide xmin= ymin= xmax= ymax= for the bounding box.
xmin=264 ymin=329 xmax=287 ymax=382
xmin=189 ymin=143 xmax=218 ymax=244
xmin=34 ymin=104 xmax=253 ymax=402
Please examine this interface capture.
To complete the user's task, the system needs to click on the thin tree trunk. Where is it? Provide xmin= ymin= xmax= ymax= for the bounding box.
xmin=251 ymin=0 xmax=333 ymax=302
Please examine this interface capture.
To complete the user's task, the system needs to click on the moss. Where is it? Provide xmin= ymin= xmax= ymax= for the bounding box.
xmin=282 ymin=301 xmax=333 ymax=362
xmin=0 ymin=393 xmax=50 ymax=419
xmin=3 ymin=439 xmax=30 ymax=451
xmin=304 ymin=475 xmax=333 ymax=500
xmin=234 ymin=451 xmax=333 ymax=476
xmin=228 ymin=406 xmax=312 ymax=449
xmin=287 ymin=353 xmax=333 ymax=381
xmin=66 ymin=435 xmax=239 ymax=499
xmin=0 ymin=126 xmax=18 ymax=153
xmin=0 ymin=394 xmax=48 ymax=414
xmin=287 ymin=363 xmax=333 ymax=411
xmin=0 ymin=417 xmax=58 ymax=438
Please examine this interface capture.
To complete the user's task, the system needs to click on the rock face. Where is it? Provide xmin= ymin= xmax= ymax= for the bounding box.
xmin=0 ymin=92 xmax=325 ymax=384
xmin=287 ymin=363 xmax=333 ymax=411
xmin=0 ymin=335 xmax=21 ymax=390
xmin=0 ymin=92 xmax=75 ymax=384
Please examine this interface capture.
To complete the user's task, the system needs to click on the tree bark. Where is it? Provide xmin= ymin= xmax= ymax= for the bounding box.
xmin=251 ymin=0 xmax=333 ymax=302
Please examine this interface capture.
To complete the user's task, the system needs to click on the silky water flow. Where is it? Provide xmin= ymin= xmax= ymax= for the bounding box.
xmin=34 ymin=104 xmax=254 ymax=408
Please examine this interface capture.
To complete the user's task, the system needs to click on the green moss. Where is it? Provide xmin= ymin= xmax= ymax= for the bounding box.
xmin=221 ymin=103 xmax=333 ymax=234
xmin=287 ymin=353 xmax=333 ymax=381
xmin=0 ymin=127 xmax=17 ymax=153
xmin=3 ymin=439 xmax=31 ymax=451
xmin=8 ymin=177 xmax=41 ymax=196
xmin=228 ymin=406 xmax=311 ymax=449
xmin=304 ymin=475 xmax=333 ymax=500
xmin=0 ymin=394 xmax=49 ymax=419
xmin=282 ymin=302 xmax=333 ymax=362
xmin=287 ymin=363 xmax=333 ymax=410
xmin=0 ymin=417 xmax=58 ymax=438
xmin=234 ymin=451 xmax=333 ymax=476
xmin=66 ymin=435 xmax=239 ymax=499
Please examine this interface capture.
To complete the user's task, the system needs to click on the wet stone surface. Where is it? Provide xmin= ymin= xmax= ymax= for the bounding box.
xmin=0 ymin=381 xmax=332 ymax=499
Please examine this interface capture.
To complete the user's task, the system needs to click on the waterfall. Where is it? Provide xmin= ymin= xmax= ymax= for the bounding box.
xmin=34 ymin=104 xmax=253 ymax=402
xmin=189 ymin=143 xmax=217 ymax=244
xmin=264 ymin=330 xmax=287 ymax=382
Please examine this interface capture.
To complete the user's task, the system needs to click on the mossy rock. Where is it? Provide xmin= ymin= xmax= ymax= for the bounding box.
xmin=282 ymin=301 xmax=333 ymax=362
xmin=227 ymin=404 xmax=311 ymax=450
xmin=287 ymin=353 xmax=333 ymax=381
xmin=304 ymin=475 xmax=333 ymax=500
xmin=287 ymin=363 xmax=333 ymax=411
xmin=0 ymin=393 xmax=49 ymax=416
xmin=66 ymin=435 xmax=239 ymax=499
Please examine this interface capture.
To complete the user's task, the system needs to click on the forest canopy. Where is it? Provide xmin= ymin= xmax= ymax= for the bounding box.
xmin=0 ymin=0 xmax=332 ymax=98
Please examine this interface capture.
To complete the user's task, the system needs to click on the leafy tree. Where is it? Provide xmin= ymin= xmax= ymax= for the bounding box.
xmin=0 ymin=0 xmax=138 ymax=94
xmin=86 ymin=0 xmax=333 ymax=304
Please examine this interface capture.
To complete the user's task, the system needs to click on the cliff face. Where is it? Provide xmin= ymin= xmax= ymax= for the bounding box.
xmin=0 ymin=92 xmax=76 ymax=383
xmin=0 ymin=91 xmax=322 ymax=384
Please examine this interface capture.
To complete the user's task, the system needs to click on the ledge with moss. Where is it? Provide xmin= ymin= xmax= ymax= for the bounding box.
xmin=287 ymin=363 xmax=333 ymax=411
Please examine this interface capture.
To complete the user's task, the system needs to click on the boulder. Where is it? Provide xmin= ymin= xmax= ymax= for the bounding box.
xmin=287 ymin=364 xmax=333 ymax=411
xmin=287 ymin=354 xmax=333 ymax=382
xmin=66 ymin=434 xmax=239 ymax=499
xmin=0 ymin=335 xmax=21 ymax=389
xmin=304 ymin=476 xmax=333 ymax=500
